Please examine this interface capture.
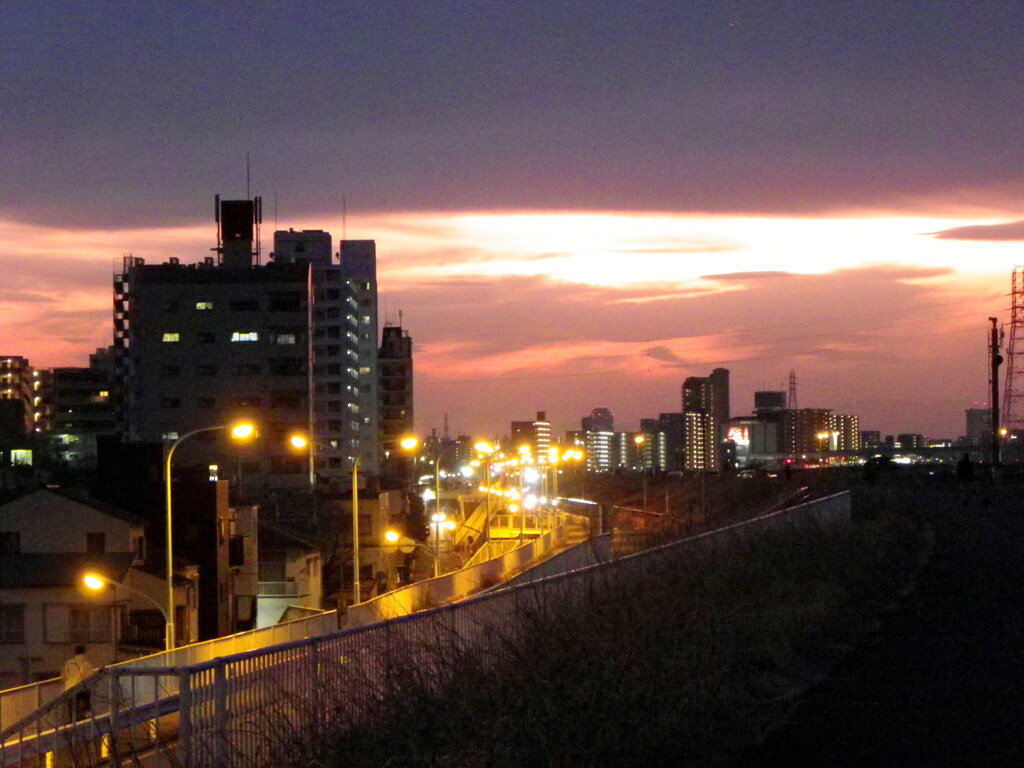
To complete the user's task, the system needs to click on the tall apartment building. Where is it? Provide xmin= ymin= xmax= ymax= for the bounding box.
xmin=378 ymin=324 xmax=413 ymax=456
xmin=113 ymin=197 xmax=382 ymax=501
xmin=39 ymin=350 xmax=119 ymax=467
xmin=581 ymin=407 xmax=614 ymax=472
xmin=378 ymin=323 xmax=414 ymax=487
xmin=965 ymin=408 xmax=991 ymax=446
xmin=510 ymin=411 xmax=551 ymax=455
xmin=0 ymin=356 xmax=38 ymax=439
xmin=780 ymin=408 xmax=860 ymax=454
xmin=682 ymin=367 xmax=730 ymax=470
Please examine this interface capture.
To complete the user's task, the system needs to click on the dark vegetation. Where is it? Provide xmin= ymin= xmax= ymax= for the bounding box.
xmin=286 ymin=468 xmax=937 ymax=768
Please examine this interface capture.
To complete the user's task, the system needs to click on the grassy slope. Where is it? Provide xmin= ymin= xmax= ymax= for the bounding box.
xmin=290 ymin=471 xmax=932 ymax=768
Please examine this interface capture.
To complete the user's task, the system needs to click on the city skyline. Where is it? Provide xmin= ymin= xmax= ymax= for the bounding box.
xmin=2 ymin=2 xmax=1019 ymax=438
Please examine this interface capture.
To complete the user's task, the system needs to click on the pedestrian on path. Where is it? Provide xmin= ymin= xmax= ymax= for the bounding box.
xmin=62 ymin=645 xmax=95 ymax=720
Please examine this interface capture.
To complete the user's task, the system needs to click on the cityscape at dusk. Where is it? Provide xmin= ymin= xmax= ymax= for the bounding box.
xmin=2 ymin=2 xmax=1020 ymax=439
xmin=3 ymin=4 xmax=1024 ymax=766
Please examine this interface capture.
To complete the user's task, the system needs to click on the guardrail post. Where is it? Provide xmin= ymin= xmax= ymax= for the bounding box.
xmin=179 ymin=669 xmax=192 ymax=768
xmin=108 ymin=672 xmax=122 ymax=768
xmin=212 ymin=659 xmax=228 ymax=767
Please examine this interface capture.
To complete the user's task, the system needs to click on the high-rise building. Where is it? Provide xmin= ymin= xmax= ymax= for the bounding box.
xmin=581 ymin=407 xmax=614 ymax=472
xmin=0 ymin=356 xmax=37 ymax=438
xmin=681 ymin=368 xmax=730 ymax=469
xmin=378 ymin=323 xmax=413 ymax=486
xmin=781 ymin=408 xmax=834 ymax=453
xmin=965 ymin=408 xmax=991 ymax=446
xmin=511 ymin=411 xmax=551 ymax=455
xmin=39 ymin=350 xmax=119 ymax=467
xmin=682 ymin=411 xmax=714 ymax=470
xmin=113 ymin=197 xmax=382 ymax=502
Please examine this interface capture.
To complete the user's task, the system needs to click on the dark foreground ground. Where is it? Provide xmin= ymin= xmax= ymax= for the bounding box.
xmin=741 ymin=481 xmax=1024 ymax=767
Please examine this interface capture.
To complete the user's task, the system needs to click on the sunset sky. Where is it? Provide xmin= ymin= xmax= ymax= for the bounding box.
xmin=2 ymin=1 xmax=1021 ymax=439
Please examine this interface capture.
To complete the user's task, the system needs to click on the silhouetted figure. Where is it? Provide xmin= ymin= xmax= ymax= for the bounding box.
xmin=956 ymin=453 xmax=975 ymax=485
xmin=62 ymin=645 xmax=95 ymax=721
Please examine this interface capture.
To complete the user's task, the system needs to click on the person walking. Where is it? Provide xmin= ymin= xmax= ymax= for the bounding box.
xmin=62 ymin=645 xmax=96 ymax=720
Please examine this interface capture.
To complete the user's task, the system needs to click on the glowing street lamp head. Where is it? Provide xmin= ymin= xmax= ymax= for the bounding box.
xmin=289 ymin=434 xmax=309 ymax=450
xmin=400 ymin=436 xmax=419 ymax=451
xmin=231 ymin=422 xmax=256 ymax=440
xmin=634 ymin=434 xmax=645 ymax=446
xmin=474 ymin=441 xmax=495 ymax=455
xmin=384 ymin=530 xmax=401 ymax=544
xmin=83 ymin=574 xmax=106 ymax=591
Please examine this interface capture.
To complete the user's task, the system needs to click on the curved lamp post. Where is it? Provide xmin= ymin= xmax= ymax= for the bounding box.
xmin=84 ymin=572 xmax=169 ymax=659
xmin=433 ymin=442 xmax=460 ymax=532
xmin=165 ymin=422 xmax=255 ymax=650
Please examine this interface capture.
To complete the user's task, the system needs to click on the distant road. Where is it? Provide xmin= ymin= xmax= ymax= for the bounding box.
xmin=741 ymin=483 xmax=1024 ymax=766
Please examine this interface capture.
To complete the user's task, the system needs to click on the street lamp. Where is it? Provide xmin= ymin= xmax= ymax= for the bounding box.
xmin=165 ymin=421 xmax=255 ymax=650
xmin=817 ymin=431 xmax=830 ymax=462
xmin=434 ymin=442 xmax=460 ymax=534
xmin=474 ymin=442 xmax=499 ymax=556
xmin=349 ymin=436 xmax=420 ymax=605
xmin=84 ymin=572 xmax=171 ymax=660
xmin=634 ymin=435 xmax=647 ymax=509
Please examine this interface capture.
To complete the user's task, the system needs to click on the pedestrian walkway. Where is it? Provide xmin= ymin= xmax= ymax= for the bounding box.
xmin=742 ymin=485 xmax=1024 ymax=766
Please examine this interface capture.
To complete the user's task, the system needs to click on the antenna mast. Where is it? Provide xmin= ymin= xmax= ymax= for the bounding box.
xmin=787 ymin=369 xmax=798 ymax=410
xmin=1001 ymin=266 xmax=1024 ymax=434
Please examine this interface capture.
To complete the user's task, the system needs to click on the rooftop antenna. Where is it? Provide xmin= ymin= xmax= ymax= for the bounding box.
xmin=399 ymin=309 xmax=403 ymax=327
xmin=787 ymin=369 xmax=798 ymax=410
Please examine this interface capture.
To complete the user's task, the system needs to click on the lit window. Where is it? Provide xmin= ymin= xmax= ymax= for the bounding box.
xmin=275 ymin=334 xmax=297 ymax=345
xmin=196 ymin=301 xmax=214 ymax=310
xmin=162 ymin=333 xmax=180 ymax=342
xmin=231 ymin=332 xmax=259 ymax=342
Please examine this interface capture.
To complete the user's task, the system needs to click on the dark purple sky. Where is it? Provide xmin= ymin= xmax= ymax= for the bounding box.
xmin=4 ymin=1 xmax=1023 ymax=225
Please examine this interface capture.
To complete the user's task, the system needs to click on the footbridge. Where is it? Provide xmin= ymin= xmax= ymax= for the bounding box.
xmin=0 ymin=492 xmax=850 ymax=768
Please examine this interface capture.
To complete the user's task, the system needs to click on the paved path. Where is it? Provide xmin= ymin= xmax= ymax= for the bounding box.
xmin=741 ymin=487 xmax=1024 ymax=766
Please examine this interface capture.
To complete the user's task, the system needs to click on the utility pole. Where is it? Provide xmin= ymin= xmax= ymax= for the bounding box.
xmin=990 ymin=317 xmax=1003 ymax=469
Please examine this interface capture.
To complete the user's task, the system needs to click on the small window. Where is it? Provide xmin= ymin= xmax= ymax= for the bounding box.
xmin=232 ymin=396 xmax=263 ymax=408
xmin=0 ymin=605 xmax=25 ymax=644
xmin=231 ymin=332 xmax=259 ymax=342
xmin=275 ymin=334 xmax=297 ymax=345
xmin=162 ymin=301 xmax=180 ymax=312
xmin=86 ymin=532 xmax=106 ymax=555
xmin=198 ymin=332 xmax=216 ymax=343
xmin=195 ymin=301 xmax=214 ymax=310
xmin=162 ymin=333 xmax=180 ymax=343
xmin=234 ymin=364 xmax=262 ymax=375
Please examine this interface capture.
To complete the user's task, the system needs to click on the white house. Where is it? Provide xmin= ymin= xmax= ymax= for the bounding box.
xmin=0 ymin=489 xmax=193 ymax=686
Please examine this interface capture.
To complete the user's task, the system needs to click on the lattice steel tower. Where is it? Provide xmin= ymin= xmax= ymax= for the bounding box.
xmin=1002 ymin=266 xmax=1024 ymax=432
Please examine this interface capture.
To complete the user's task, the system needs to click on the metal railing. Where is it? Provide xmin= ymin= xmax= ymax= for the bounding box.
xmin=0 ymin=492 xmax=850 ymax=768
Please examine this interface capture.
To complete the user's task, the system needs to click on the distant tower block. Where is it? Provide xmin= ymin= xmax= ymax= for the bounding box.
xmin=1002 ymin=266 xmax=1024 ymax=432
xmin=787 ymin=369 xmax=798 ymax=410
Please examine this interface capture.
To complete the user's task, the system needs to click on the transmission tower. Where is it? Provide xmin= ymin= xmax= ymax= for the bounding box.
xmin=787 ymin=369 xmax=798 ymax=410
xmin=1002 ymin=266 xmax=1024 ymax=433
